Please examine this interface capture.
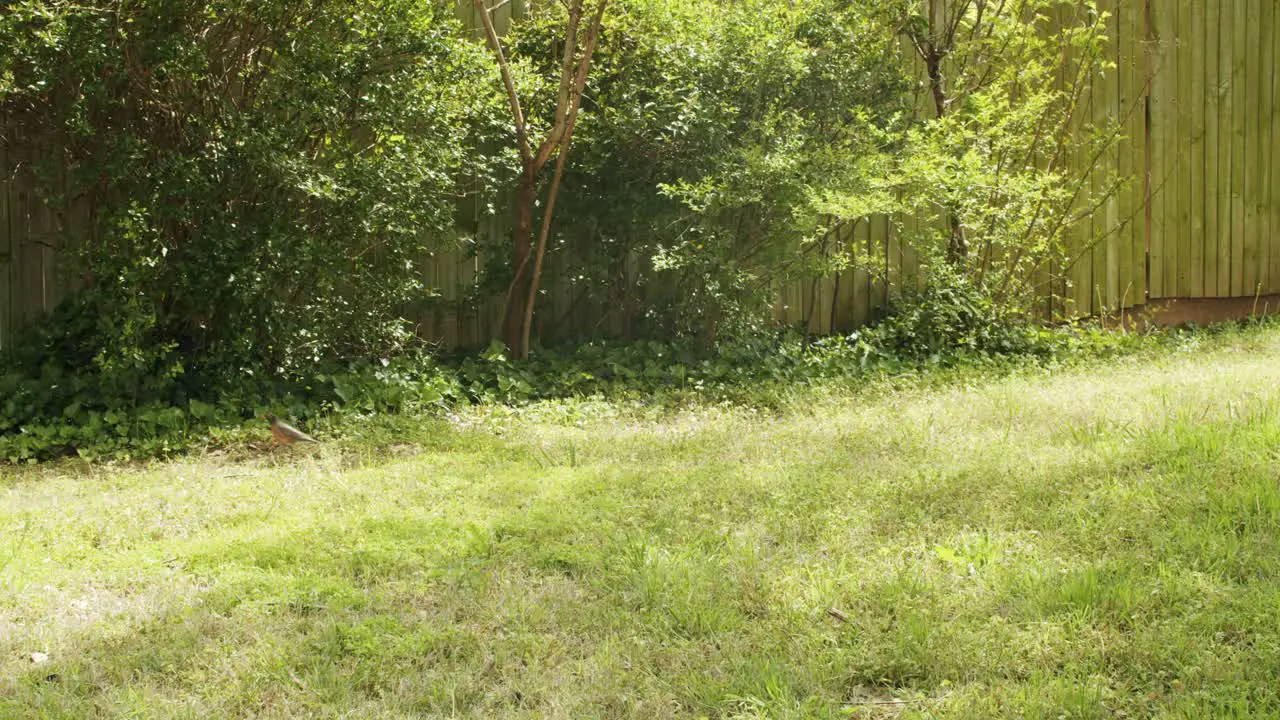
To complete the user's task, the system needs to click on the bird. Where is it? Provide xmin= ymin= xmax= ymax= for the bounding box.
xmin=264 ymin=414 xmax=319 ymax=445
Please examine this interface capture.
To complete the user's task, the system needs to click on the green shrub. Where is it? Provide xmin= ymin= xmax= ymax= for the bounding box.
xmin=0 ymin=311 xmax=1218 ymax=463
xmin=859 ymin=274 xmax=1046 ymax=364
xmin=2 ymin=0 xmax=506 ymax=382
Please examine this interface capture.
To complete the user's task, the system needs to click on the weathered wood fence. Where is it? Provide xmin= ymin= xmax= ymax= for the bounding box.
xmin=3 ymin=1 xmax=1278 ymax=351
xmin=779 ymin=0 xmax=1280 ymax=335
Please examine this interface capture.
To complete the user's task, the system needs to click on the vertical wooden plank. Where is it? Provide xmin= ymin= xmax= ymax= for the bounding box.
xmin=879 ymin=214 xmax=893 ymax=314
xmin=886 ymin=210 xmax=901 ymax=312
xmin=1231 ymin=0 xmax=1247 ymax=295
xmin=1129 ymin=0 xmax=1147 ymax=307
xmin=1218 ymin=0 xmax=1235 ymax=295
xmin=1086 ymin=0 xmax=1104 ymax=312
xmin=834 ymin=227 xmax=857 ymax=331
xmin=1163 ymin=0 xmax=1180 ymax=297
xmin=1071 ymin=0 xmax=1093 ymax=315
xmin=423 ymin=251 xmax=440 ymax=345
xmin=39 ymin=204 xmax=53 ymax=313
xmin=0 ymin=136 xmax=10 ymax=353
xmin=1204 ymin=0 xmax=1221 ymax=298
xmin=1271 ymin=0 xmax=1280 ymax=295
xmin=16 ymin=186 xmax=40 ymax=328
xmin=1148 ymin=0 xmax=1168 ymax=299
xmin=849 ymin=225 xmax=864 ymax=326
xmin=810 ymin=273 xmax=828 ymax=335
xmin=1058 ymin=2 xmax=1076 ymax=316
xmin=1090 ymin=1 xmax=1105 ymax=313
xmin=865 ymin=217 xmax=877 ymax=324
xmin=793 ymin=274 xmax=806 ymax=329
xmin=1171 ymin=0 xmax=1189 ymax=297
xmin=36 ymin=155 xmax=63 ymax=313
xmin=1103 ymin=0 xmax=1120 ymax=311
xmin=852 ymin=219 xmax=870 ymax=328
xmin=1243 ymin=0 xmax=1262 ymax=296
xmin=896 ymin=214 xmax=914 ymax=299
xmin=1260 ymin=0 xmax=1276 ymax=295
xmin=909 ymin=213 xmax=924 ymax=295
xmin=779 ymin=277 xmax=792 ymax=329
xmin=872 ymin=214 xmax=889 ymax=316
xmin=1115 ymin=0 xmax=1135 ymax=311
xmin=494 ymin=0 xmax=510 ymax=35
xmin=455 ymin=246 xmax=477 ymax=347
xmin=1188 ymin=0 xmax=1206 ymax=298
xmin=799 ymin=274 xmax=814 ymax=334
xmin=442 ymin=247 xmax=459 ymax=348
xmin=456 ymin=0 xmax=481 ymax=40
xmin=1036 ymin=4 xmax=1058 ymax=319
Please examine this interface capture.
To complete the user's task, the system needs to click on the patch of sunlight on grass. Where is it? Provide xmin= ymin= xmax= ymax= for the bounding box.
xmin=3 ymin=325 xmax=1280 ymax=717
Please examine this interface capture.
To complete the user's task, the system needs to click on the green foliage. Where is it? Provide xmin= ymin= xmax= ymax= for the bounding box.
xmin=0 ymin=0 xmax=1167 ymax=462
xmin=488 ymin=0 xmax=910 ymax=337
xmin=1 ymin=0 xmax=505 ymax=382
xmin=448 ymin=311 xmax=1155 ymax=407
xmin=859 ymin=273 xmax=1049 ymax=363
xmin=10 ymin=257 xmax=1259 ymax=461
xmin=878 ymin=0 xmax=1121 ymax=315
xmin=0 ymin=341 xmax=466 ymax=461
xmin=0 ymin=0 xmax=513 ymax=459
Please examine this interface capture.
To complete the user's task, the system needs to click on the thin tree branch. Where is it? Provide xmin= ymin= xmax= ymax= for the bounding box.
xmin=519 ymin=0 xmax=608 ymax=357
xmin=473 ymin=0 xmax=533 ymax=163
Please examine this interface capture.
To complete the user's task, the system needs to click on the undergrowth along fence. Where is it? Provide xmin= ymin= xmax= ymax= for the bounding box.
xmin=2 ymin=0 xmax=1278 ymax=352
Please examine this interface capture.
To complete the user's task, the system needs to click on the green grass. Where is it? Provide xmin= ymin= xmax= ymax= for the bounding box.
xmin=3 ymin=325 xmax=1280 ymax=718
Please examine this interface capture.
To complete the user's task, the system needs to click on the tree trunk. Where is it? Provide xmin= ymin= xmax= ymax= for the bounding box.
xmin=917 ymin=0 xmax=969 ymax=270
xmin=476 ymin=0 xmax=606 ymax=357
xmin=503 ymin=166 xmax=537 ymax=351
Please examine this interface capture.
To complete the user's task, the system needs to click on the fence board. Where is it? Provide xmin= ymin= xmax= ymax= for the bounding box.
xmin=833 ymin=230 xmax=856 ymax=332
xmin=1188 ymin=0 xmax=1205 ymax=298
xmin=1244 ymin=0 xmax=1262 ymax=295
xmin=886 ymin=208 xmax=901 ymax=314
xmin=1149 ymin=1 xmax=1169 ymax=299
xmin=877 ymin=214 xmax=892 ymax=312
xmin=1130 ymin=0 xmax=1147 ymax=307
xmin=1231 ymin=0 xmax=1248 ymax=295
xmin=1103 ymin=0 xmax=1121 ymax=311
xmin=1218 ymin=0 xmax=1235 ymax=294
xmin=1071 ymin=1 xmax=1091 ymax=315
xmin=1272 ymin=1 xmax=1280 ymax=295
xmin=1089 ymin=0 xmax=1107 ymax=312
xmin=14 ymin=183 xmax=37 ymax=327
xmin=1262 ymin=0 xmax=1276 ymax=295
xmin=1114 ymin=0 xmax=1133 ymax=310
xmin=0 ymin=137 xmax=10 ymax=354
xmin=1173 ymin=0 xmax=1190 ymax=297
xmin=1205 ymin=0 xmax=1221 ymax=297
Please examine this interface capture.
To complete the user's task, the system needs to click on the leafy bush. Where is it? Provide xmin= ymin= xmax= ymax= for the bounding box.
xmin=0 ymin=346 xmax=465 ymax=462
xmin=481 ymin=0 xmax=910 ymax=339
xmin=0 ymin=292 xmax=1238 ymax=463
xmin=0 ymin=0 xmax=1195 ymax=463
xmin=859 ymin=273 xmax=1047 ymax=363
xmin=2 ymin=0 xmax=505 ymax=384
xmin=0 ymin=0 xmax=513 ymax=459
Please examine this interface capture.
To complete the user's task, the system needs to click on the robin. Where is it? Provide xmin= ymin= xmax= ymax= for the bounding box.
xmin=264 ymin=414 xmax=319 ymax=445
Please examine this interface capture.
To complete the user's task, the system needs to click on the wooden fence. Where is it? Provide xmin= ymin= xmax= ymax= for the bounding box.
xmin=776 ymin=0 xmax=1280 ymax=334
xmin=3 ymin=0 xmax=1279 ymax=352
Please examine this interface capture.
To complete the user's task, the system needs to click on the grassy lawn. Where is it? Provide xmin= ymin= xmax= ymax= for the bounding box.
xmin=3 ymin=326 xmax=1280 ymax=718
